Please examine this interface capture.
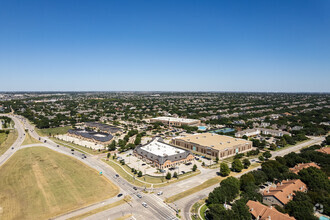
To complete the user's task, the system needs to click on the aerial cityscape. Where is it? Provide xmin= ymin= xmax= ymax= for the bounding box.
xmin=0 ymin=1 xmax=329 ymax=220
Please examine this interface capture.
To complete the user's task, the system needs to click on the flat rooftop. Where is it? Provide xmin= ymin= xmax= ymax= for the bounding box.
xmin=141 ymin=138 xmax=185 ymax=157
xmin=152 ymin=117 xmax=199 ymax=123
xmin=174 ymin=133 xmax=251 ymax=150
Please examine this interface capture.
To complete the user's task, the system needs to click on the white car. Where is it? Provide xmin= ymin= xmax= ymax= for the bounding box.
xmin=142 ymin=202 xmax=148 ymax=208
xmin=157 ymin=191 xmax=163 ymax=196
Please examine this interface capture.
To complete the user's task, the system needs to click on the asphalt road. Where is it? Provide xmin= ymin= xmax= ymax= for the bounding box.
xmin=0 ymin=114 xmax=178 ymax=220
xmin=0 ymin=114 xmax=325 ymax=220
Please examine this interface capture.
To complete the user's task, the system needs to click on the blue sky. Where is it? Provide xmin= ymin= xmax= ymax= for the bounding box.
xmin=0 ymin=0 xmax=329 ymax=92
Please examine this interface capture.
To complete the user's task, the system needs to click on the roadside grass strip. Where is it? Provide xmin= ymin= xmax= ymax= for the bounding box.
xmin=68 ymin=196 xmax=131 ymax=220
xmin=0 ymin=129 xmax=18 ymax=155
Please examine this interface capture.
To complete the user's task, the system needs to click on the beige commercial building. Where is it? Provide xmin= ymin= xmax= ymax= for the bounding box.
xmin=171 ymin=133 xmax=252 ymax=159
xmin=150 ymin=117 xmax=200 ymax=127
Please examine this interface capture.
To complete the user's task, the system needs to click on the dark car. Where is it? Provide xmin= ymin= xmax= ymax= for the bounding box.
xmin=71 ymin=149 xmax=74 ymax=151
xmin=117 ymin=193 xmax=123 ymax=197
xmin=115 ymin=174 xmax=119 ymax=178
xmin=57 ymin=145 xmax=59 ymax=147
xmin=133 ymin=187 xmax=137 ymax=190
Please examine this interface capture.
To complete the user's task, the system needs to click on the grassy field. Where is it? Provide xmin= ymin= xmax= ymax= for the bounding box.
xmin=0 ymin=147 xmax=119 ymax=220
xmin=0 ymin=129 xmax=18 ymax=156
xmin=165 ymin=163 xmax=260 ymax=203
xmin=36 ymin=126 xmax=72 ymax=137
xmin=22 ymin=132 xmax=41 ymax=145
xmin=68 ymin=196 xmax=131 ymax=220
xmin=51 ymin=138 xmax=106 ymax=155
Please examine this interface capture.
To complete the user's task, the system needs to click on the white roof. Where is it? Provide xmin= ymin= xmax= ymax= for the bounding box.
xmin=152 ymin=117 xmax=199 ymax=123
xmin=141 ymin=138 xmax=185 ymax=157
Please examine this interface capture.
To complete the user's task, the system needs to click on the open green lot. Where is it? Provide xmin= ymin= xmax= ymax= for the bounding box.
xmin=0 ymin=147 xmax=119 ymax=220
xmin=0 ymin=129 xmax=18 ymax=156
xmin=36 ymin=126 xmax=71 ymax=137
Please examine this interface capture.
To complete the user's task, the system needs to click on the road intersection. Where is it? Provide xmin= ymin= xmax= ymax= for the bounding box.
xmin=0 ymin=114 xmax=325 ymax=220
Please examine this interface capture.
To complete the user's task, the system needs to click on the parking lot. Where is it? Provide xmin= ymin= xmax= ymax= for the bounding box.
xmin=117 ymin=150 xmax=214 ymax=176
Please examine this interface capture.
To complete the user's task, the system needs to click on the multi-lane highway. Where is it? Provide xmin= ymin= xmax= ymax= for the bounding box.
xmin=0 ymin=114 xmax=325 ymax=220
xmin=0 ymin=114 xmax=178 ymax=220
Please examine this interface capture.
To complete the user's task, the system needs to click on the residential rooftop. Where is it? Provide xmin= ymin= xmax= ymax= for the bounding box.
xmin=289 ymin=162 xmax=320 ymax=174
xmin=247 ymin=200 xmax=295 ymax=220
xmin=263 ymin=179 xmax=307 ymax=205
xmin=173 ymin=133 xmax=251 ymax=151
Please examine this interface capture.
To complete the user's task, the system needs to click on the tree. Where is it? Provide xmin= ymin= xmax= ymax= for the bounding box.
xmin=107 ymin=152 xmax=111 ymax=160
xmin=298 ymin=167 xmax=330 ymax=192
xmin=231 ymin=199 xmax=252 ymax=220
xmin=258 ymin=155 xmax=264 ymax=162
xmin=242 ymin=135 xmax=248 ymax=140
xmin=243 ymin=159 xmax=250 ymax=169
xmin=192 ymin=164 xmax=197 ymax=172
xmin=232 ymin=159 xmax=243 ymax=172
xmin=220 ymin=162 xmax=230 ymax=177
xmin=240 ymin=173 xmax=255 ymax=190
xmin=326 ymin=135 xmax=330 ymax=145
xmin=215 ymin=156 xmax=219 ymax=164
xmin=112 ymin=153 xmax=116 ymax=159
xmin=108 ymin=140 xmax=116 ymax=151
xmin=173 ymin=172 xmax=178 ymax=178
xmin=138 ymin=171 xmax=143 ymax=177
xmin=285 ymin=192 xmax=318 ymax=220
xmin=207 ymin=204 xmax=235 ymax=220
xmin=207 ymin=177 xmax=240 ymax=205
xmin=263 ymin=151 xmax=272 ymax=160
xmin=166 ymin=172 xmax=172 ymax=180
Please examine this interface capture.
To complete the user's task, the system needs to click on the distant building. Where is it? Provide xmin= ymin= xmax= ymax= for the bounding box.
xmin=291 ymin=126 xmax=303 ymax=131
xmin=134 ymin=137 xmax=194 ymax=169
xmin=316 ymin=147 xmax=330 ymax=155
xmin=263 ymin=179 xmax=307 ymax=207
xmin=85 ymin=122 xmax=121 ymax=134
xmin=171 ymin=133 xmax=252 ymax=159
xmin=289 ymin=162 xmax=320 ymax=174
xmin=235 ymin=128 xmax=290 ymax=138
xmin=247 ymin=200 xmax=295 ymax=220
xmin=150 ymin=117 xmax=200 ymax=127
xmin=68 ymin=129 xmax=113 ymax=145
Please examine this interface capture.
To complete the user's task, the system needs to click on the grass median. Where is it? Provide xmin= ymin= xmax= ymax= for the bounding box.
xmin=22 ymin=132 xmax=41 ymax=145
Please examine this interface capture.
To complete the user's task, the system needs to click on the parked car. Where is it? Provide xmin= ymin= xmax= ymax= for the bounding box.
xmin=115 ymin=174 xmax=119 ymax=178
xmin=117 ymin=193 xmax=123 ymax=197
xmin=142 ymin=202 xmax=148 ymax=207
xmin=137 ymin=194 xmax=142 ymax=198
xmin=133 ymin=187 xmax=137 ymax=190
xmin=157 ymin=191 xmax=163 ymax=196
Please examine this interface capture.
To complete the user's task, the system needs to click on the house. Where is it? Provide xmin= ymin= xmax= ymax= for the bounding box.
xmin=316 ymin=147 xmax=330 ymax=155
xmin=263 ymin=179 xmax=307 ymax=207
xmin=289 ymin=162 xmax=320 ymax=174
xmin=247 ymin=200 xmax=295 ymax=220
